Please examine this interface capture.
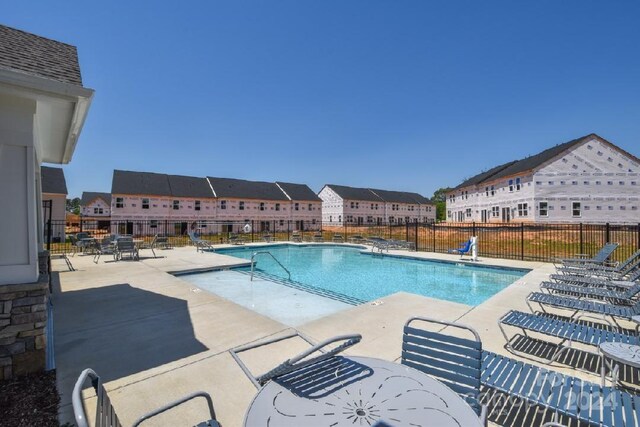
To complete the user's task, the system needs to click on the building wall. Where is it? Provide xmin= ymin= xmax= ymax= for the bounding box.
xmin=319 ymin=187 xmax=345 ymax=224
xmin=42 ymin=192 xmax=66 ymax=242
xmin=533 ymin=138 xmax=640 ymax=223
xmin=446 ymin=137 xmax=640 ymax=223
xmin=82 ymin=198 xmax=111 ymax=217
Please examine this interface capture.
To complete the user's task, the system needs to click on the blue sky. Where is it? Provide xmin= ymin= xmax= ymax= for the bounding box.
xmin=5 ymin=1 xmax=640 ymax=198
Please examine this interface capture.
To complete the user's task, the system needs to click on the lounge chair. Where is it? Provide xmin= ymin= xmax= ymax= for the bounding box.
xmin=554 ymin=242 xmax=619 ymax=267
xmin=348 ymin=234 xmax=365 ymax=244
xmin=556 ymin=250 xmax=640 ymax=278
xmin=527 ymin=292 xmax=640 ymax=326
xmin=188 ymin=231 xmax=213 ymax=252
xmin=72 ymin=368 xmax=219 ymax=427
xmin=291 ymin=231 xmax=302 ymax=242
xmin=156 ymin=235 xmax=171 ymax=250
xmin=499 ymin=310 xmax=639 ymax=364
xmin=228 ymin=233 xmax=245 ymax=245
xmin=332 ymin=233 xmax=344 ymax=243
xmin=115 ymin=237 xmax=139 ymax=261
xmin=540 ymin=280 xmax=640 ymax=302
xmin=367 ymin=237 xmax=390 ymax=252
xmin=312 ymin=232 xmax=324 ymax=243
xmin=481 ymin=351 xmax=640 ymax=427
xmin=261 ymin=233 xmax=273 ymax=242
xmin=389 ymin=239 xmax=415 ymax=251
xmin=401 ymin=317 xmax=487 ymax=424
xmin=549 ymin=269 xmax=640 ymax=288
xmin=230 ymin=331 xmax=362 ymax=388
xmin=448 ymin=239 xmax=472 ymax=258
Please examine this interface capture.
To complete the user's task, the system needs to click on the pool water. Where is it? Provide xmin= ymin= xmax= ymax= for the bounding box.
xmin=215 ymin=245 xmax=527 ymax=306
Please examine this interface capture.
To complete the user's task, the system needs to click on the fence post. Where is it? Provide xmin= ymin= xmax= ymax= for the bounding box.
xmin=579 ymin=223 xmax=583 ymax=255
xmin=414 ymin=221 xmax=419 ymax=251
xmin=605 ymin=222 xmax=610 ymax=243
xmin=80 ymin=217 xmax=83 ymax=233
xmin=287 ymin=220 xmax=290 ymax=241
xmin=433 ymin=223 xmax=436 ymax=252
xmin=251 ymin=220 xmax=255 ymax=242
xmin=472 ymin=221 xmax=476 ymax=237
xmin=520 ymin=223 xmax=525 ymax=261
xmin=405 ymin=222 xmax=409 ymax=242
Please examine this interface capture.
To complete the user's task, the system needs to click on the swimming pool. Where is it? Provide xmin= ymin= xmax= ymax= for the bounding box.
xmin=213 ymin=244 xmax=528 ymax=306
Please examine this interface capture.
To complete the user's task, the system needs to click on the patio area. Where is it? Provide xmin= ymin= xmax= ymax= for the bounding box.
xmin=52 ymin=243 xmax=604 ymax=426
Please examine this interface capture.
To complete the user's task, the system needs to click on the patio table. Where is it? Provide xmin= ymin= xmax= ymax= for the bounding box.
xmin=244 ymin=355 xmax=481 ymax=426
xmin=599 ymin=341 xmax=640 ymax=387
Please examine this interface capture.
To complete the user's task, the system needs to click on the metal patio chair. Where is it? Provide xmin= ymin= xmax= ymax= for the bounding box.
xmin=72 ymin=368 xmax=219 ymax=427
xmin=93 ymin=236 xmax=117 ymax=263
xmin=554 ymin=242 xmax=619 ymax=267
xmin=401 ymin=316 xmax=487 ymax=425
xmin=115 ymin=237 xmax=139 ymax=261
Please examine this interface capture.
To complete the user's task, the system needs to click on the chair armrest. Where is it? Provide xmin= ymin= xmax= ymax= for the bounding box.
xmin=132 ymin=391 xmax=217 ymax=427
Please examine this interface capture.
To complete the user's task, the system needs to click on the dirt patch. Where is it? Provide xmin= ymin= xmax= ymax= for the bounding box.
xmin=0 ymin=370 xmax=60 ymax=427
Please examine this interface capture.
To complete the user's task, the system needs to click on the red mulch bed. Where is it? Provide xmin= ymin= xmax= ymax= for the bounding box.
xmin=0 ymin=370 xmax=60 ymax=427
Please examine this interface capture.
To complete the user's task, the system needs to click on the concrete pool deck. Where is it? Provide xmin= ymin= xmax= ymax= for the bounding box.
xmin=51 ymin=243 xmax=612 ymax=426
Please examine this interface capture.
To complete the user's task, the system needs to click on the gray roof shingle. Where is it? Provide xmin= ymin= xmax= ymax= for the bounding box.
xmin=167 ymin=175 xmax=214 ymax=198
xmin=369 ymin=189 xmax=432 ymax=205
xmin=0 ymin=25 xmax=82 ymax=86
xmin=324 ymin=184 xmax=384 ymax=202
xmin=81 ymin=192 xmax=111 ymax=206
xmin=41 ymin=166 xmax=67 ymax=194
xmin=208 ymin=177 xmax=289 ymax=201
xmin=276 ymin=182 xmax=321 ymax=201
xmin=112 ymin=170 xmax=172 ymax=196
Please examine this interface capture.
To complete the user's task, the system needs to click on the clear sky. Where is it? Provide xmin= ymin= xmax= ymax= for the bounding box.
xmin=5 ymin=1 xmax=640 ymax=199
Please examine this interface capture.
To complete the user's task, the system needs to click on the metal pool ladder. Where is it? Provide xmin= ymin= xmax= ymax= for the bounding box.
xmin=250 ymin=251 xmax=291 ymax=281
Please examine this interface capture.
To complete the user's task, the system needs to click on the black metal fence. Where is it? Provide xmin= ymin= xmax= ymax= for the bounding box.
xmin=45 ymin=218 xmax=640 ymax=263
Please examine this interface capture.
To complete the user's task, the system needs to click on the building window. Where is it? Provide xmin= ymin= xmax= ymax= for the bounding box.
xmin=142 ymin=198 xmax=150 ymax=209
xmin=272 ymin=203 xmax=278 ymax=211
xmin=465 ymin=208 xmax=472 ymax=218
xmin=173 ymin=200 xmax=179 ymax=210
xmin=195 ymin=200 xmax=201 ymax=211
xmin=350 ymin=202 xmax=355 ymax=209
xmin=115 ymin=197 xmax=124 ymax=208
xmin=259 ymin=202 xmax=265 ymax=211
xmin=509 ymin=179 xmax=514 ymax=192
xmin=515 ymin=178 xmax=521 ymax=191
xmin=93 ymin=207 xmax=103 ymax=214
xmin=355 ymin=202 xmax=359 ymax=209
xmin=492 ymin=206 xmax=499 ymax=217
xmin=150 ymin=220 xmax=157 ymax=228
xmin=485 ymin=187 xmax=489 ymax=196
xmin=220 ymin=200 xmax=227 ymax=210
xmin=239 ymin=201 xmax=244 ymax=210
xmin=295 ymin=203 xmax=299 ymax=211
xmin=539 ymin=202 xmax=548 ymax=217
xmin=518 ymin=203 xmax=528 ymax=217
xmin=572 ymin=202 xmax=581 ymax=217
xmin=308 ymin=203 xmax=313 ymax=211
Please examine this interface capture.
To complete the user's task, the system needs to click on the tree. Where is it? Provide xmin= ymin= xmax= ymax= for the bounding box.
xmin=431 ymin=187 xmax=452 ymax=222
xmin=66 ymin=197 xmax=81 ymax=215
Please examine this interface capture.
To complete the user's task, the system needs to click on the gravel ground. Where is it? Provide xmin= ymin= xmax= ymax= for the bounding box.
xmin=0 ymin=370 xmax=60 ymax=427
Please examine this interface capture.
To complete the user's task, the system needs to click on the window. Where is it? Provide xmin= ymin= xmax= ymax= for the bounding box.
xmin=485 ymin=187 xmax=489 ymax=196
xmin=150 ymin=220 xmax=157 ymax=228
xmin=350 ymin=202 xmax=355 ymax=209
xmin=173 ymin=200 xmax=180 ymax=210
xmin=93 ymin=207 xmax=103 ymax=214
xmin=115 ymin=197 xmax=124 ymax=208
xmin=516 ymin=178 xmax=521 ymax=191
xmin=492 ymin=206 xmax=499 ymax=217
xmin=509 ymin=179 xmax=514 ymax=192
xmin=239 ymin=201 xmax=244 ymax=210
xmin=355 ymin=202 xmax=359 ymax=209
xmin=220 ymin=200 xmax=227 ymax=210
xmin=259 ymin=202 xmax=265 ymax=211
xmin=295 ymin=203 xmax=299 ymax=211
xmin=539 ymin=202 xmax=548 ymax=217
xmin=195 ymin=200 xmax=201 ymax=211
xmin=518 ymin=203 xmax=528 ymax=217
xmin=142 ymin=198 xmax=150 ymax=209
xmin=490 ymin=185 xmax=495 ymax=196
xmin=465 ymin=208 xmax=472 ymax=218
xmin=308 ymin=204 xmax=313 ymax=211
xmin=275 ymin=203 xmax=280 ymax=211
xmin=572 ymin=202 xmax=581 ymax=217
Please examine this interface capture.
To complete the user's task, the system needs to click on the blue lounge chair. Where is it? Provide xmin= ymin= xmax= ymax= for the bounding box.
xmin=556 ymin=250 xmax=640 ymax=278
xmin=555 ymin=242 xmax=619 ymax=267
xmin=527 ymin=292 xmax=640 ymax=326
xmin=448 ymin=239 xmax=472 ymax=258
xmin=401 ymin=317 xmax=487 ymax=424
xmin=499 ymin=310 xmax=639 ymax=364
xmin=540 ymin=281 xmax=640 ymax=302
xmin=188 ymin=231 xmax=213 ymax=252
xmin=550 ymin=269 xmax=640 ymax=288
xmin=72 ymin=368 xmax=219 ymax=427
xmin=481 ymin=351 xmax=640 ymax=427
